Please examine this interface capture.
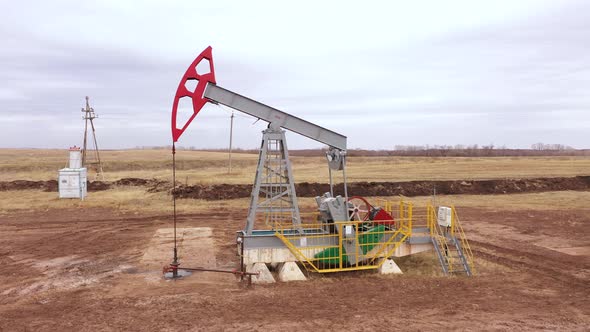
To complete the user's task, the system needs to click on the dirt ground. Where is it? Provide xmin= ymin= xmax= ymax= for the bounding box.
xmin=1 ymin=204 xmax=589 ymax=331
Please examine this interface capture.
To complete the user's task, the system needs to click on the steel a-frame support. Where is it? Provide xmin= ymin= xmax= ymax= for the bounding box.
xmin=245 ymin=125 xmax=301 ymax=235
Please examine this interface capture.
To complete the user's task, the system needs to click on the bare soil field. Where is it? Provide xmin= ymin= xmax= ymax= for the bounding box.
xmin=1 ymin=199 xmax=589 ymax=331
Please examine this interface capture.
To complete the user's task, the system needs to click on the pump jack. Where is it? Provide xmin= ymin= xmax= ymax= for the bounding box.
xmin=171 ymin=46 xmax=349 ymax=235
xmin=165 ymin=47 xmax=474 ymax=281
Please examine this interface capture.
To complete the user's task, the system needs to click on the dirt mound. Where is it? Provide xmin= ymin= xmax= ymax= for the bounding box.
xmin=88 ymin=181 xmax=111 ymax=191
xmin=173 ymin=176 xmax=590 ymax=200
xmin=0 ymin=177 xmax=167 ymax=193
xmin=172 ymin=184 xmax=252 ymax=200
xmin=343 ymin=176 xmax=590 ymax=197
xmin=0 ymin=180 xmax=58 ymax=192
xmin=113 ymin=178 xmax=150 ymax=186
xmin=0 ymin=180 xmax=110 ymax=192
xmin=2 ymin=176 xmax=589 ymax=199
xmin=112 ymin=178 xmax=170 ymax=192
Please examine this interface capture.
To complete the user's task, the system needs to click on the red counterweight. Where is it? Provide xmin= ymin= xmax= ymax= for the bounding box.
xmin=370 ymin=207 xmax=396 ymax=227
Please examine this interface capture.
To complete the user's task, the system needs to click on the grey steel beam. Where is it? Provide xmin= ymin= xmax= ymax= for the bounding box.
xmin=204 ymin=84 xmax=347 ymax=150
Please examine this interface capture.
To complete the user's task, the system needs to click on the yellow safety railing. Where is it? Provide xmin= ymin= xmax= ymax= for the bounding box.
xmin=262 ymin=211 xmax=320 ymax=230
xmin=270 ymin=198 xmax=474 ymax=276
xmin=377 ymin=199 xmax=394 ymax=216
xmin=274 ymin=229 xmax=330 ymax=273
xmin=451 ymin=206 xmax=475 ymax=274
xmin=274 ymin=199 xmax=413 ymax=273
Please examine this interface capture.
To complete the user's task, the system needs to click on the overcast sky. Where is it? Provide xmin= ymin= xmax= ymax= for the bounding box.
xmin=1 ymin=0 xmax=588 ymax=149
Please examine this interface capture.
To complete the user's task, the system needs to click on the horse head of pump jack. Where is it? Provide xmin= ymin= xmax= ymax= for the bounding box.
xmin=171 ymin=46 xmax=217 ymax=143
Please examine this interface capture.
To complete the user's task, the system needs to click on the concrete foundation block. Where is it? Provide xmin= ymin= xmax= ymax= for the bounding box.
xmin=243 ymin=248 xmax=297 ymax=265
xmin=277 ymin=261 xmax=307 ymax=282
xmin=378 ymin=258 xmax=403 ymax=275
xmin=247 ymin=262 xmax=275 ymax=284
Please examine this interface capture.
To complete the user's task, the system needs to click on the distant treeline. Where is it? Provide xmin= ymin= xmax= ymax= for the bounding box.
xmin=133 ymin=143 xmax=590 ymax=157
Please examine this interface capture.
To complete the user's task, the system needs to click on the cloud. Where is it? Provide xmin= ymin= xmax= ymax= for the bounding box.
xmin=0 ymin=1 xmax=588 ymax=149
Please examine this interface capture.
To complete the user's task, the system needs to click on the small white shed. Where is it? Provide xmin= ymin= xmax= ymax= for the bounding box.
xmin=437 ymin=206 xmax=452 ymax=227
xmin=58 ymin=147 xmax=87 ymax=199
xmin=58 ymin=168 xmax=87 ymax=199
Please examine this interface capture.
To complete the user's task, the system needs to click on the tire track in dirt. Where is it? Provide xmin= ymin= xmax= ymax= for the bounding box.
xmin=470 ymin=239 xmax=590 ymax=287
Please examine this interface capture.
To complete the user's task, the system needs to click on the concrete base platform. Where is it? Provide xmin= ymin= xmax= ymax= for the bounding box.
xmin=378 ymin=258 xmax=403 ymax=275
xmin=277 ymin=262 xmax=307 ymax=282
xmin=241 ymin=231 xmax=433 ymax=266
xmin=239 ymin=229 xmax=432 ymax=280
xmin=246 ymin=262 xmax=275 ymax=284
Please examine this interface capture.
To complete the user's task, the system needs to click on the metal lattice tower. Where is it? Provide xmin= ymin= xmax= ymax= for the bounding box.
xmin=81 ymin=96 xmax=104 ymax=180
xmin=245 ymin=126 xmax=301 ymax=234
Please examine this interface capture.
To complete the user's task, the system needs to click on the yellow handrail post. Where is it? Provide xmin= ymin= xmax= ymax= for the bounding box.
xmin=338 ymin=223 xmax=343 ymax=270
xmin=408 ymin=202 xmax=413 ymax=234
xmin=451 ymin=205 xmax=457 ymax=237
xmin=427 ymin=204 xmax=433 ymax=236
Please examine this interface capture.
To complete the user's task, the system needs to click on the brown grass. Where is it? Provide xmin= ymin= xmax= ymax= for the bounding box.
xmin=385 ymin=190 xmax=590 ymax=211
xmin=1 ymin=149 xmax=589 ymax=184
xmin=0 ymin=188 xmax=250 ymax=216
xmin=2 ymin=188 xmax=588 ymax=217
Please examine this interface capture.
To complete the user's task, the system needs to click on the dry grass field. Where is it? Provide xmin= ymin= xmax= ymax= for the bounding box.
xmin=1 ymin=149 xmax=590 ymax=183
xmin=1 ymin=149 xmax=589 ymax=330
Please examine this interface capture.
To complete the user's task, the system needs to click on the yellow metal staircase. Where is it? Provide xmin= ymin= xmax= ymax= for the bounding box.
xmin=427 ymin=204 xmax=474 ymax=276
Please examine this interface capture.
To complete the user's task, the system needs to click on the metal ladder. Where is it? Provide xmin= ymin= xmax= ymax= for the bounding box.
xmin=428 ymin=205 xmax=473 ymax=276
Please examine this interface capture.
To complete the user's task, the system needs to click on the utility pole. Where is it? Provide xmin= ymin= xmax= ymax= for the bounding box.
xmin=228 ymin=111 xmax=234 ymax=174
xmin=81 ymin=96 xmax=104 ymax=180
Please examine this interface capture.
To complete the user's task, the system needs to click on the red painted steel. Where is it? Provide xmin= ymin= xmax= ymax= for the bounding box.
xmin=171 ymin=46 xmax=217 ymax=142
xmin=370 ymin=208 xmax=396 ymax=227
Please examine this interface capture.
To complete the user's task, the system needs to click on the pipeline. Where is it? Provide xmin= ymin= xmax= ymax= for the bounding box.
xmin=163 ymin=264 xmax=259 ymax=286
